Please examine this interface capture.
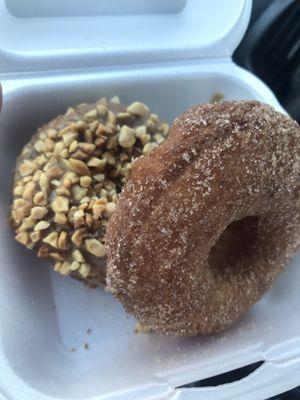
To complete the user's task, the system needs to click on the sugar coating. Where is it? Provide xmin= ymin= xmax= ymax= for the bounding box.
xmin=106 ymin=101 xmax=300 ymax=335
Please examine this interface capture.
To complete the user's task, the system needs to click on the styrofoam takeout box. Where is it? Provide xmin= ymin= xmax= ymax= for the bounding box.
xmin=0 ymin=0 xmax=300 ymax=399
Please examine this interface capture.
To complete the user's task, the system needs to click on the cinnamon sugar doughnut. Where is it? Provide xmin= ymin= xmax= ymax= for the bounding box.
xmin=106 ymin=101 xmax=300 ymax=335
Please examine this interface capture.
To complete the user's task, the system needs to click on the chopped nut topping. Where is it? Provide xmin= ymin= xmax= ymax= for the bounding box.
xmin=105 ymin=136 xmax=117 ymax=150
xmin=110 ymin=96 xmax=120 ymax=104
xmin=87 ymin=157 xmax=106 ymax=170
xmin=34 ymin=191 xmax=46 ymax=205
xmin=13 ymin=185 xmax=24 ymax=196
xmin=30 ymin=231 xmax=41 ymax=243
xmin=150 ymin=113 xmax=159 ymax=124
xmin=118 ymin=125 xmax=136 ymax=148
xmin=103 ymin=152 xmax=116 ymax=165
xmin=54 ymin=141 xmax=66 ymax=156
xmin=75 ymin=120 xmax=86 ymax=131
xmin=74 ymin=209 xmax=85 ymax=228
xmin=135 ymin=125 xmax=146 ymax=137
xmin=58 ymin=231 xmax=68 ymax=250
xmin=72 ymin=185 xmax=88 ymax=202
xmin=31 ymin=206 xmax=47 ymax=220
xmin=38 ymin=245 xmax=49 ymax=258
xmin=84 ymin=130 xmax=94 ymax=143
xmin=34 ymin=140 xmax=44 ymax=152
xmin=56 ymin=186 xmax=70 ymax=197
xmin=23 ymin=176 xmax=32 ymax=183
xmin=96 ymin=105 xmax=108 ymax=116
xmin=95 ymin=137 xmax=106 ymax=147
xmin=12 ymin=202 xmax=31 ymax=222
xmin=32 ymin=170 xmax=43 ymax=182
xmin=90 ymin=120 xmax=99 ymax=133
xmin=60 ymin=261 xmax=72 ymax=275
xmin=80 ymin=176 xmax=92 ymax=188
xmin=116 ymin=112 xmax=131 ymax=121
xmin=143 ymin=142 xmax=157 ymax=155
xmin=85 ymin=213 xmax=93 ymax=227
xmin=63 ymin=171 xmax=79 ymax=185
xmin=92 ymin=203 xmax=106 ymax=219
xmin=84 ymin=109 xmax=98 ymax=121
xmin=47 ymin=128 xmax=57 ymax=138
xmin=63 ymin=132 xmax=77 ymax=147
xmin=78 ymin=143 xmax=96 ymax=154
xmin=19 ymin=216 xmax=35 ymax=231
xmin=94 ymin=173 xmax=105 ymax=182
xmin=71 ymin=261 xmax=80 ymax=271
xmin=11 ymin=96 xmax=168 ymax=281
xmin=39 ymin=173 xmax=49 ymax=190
xmin=43 ymin=232 xmax=58 ymax=248
xmin=20 ymin=160 xmax=37 ymax=177
xmin=68 ymin=206 xmax=77 ymax=223
xmin=69 ymin=140 xmax=78 ymax=153
xmin=85 ymin=239 xmax=106 ymax=257
xmin=36 ymin=154 xmax=48 ymax=167
xmin=154 ymin=134 xmax=164 ymax=144
xmin=44 ymin=138 xmax=55 ymax=152
xmin=51 ymin=196 xmax=69 ymax=213
xmin=54 ymin=212 xmax=67 ymax=225
xmin=107 ymin=110 xmax=117 ymax=124
xmin=50 ymin=252 xmax=65 ymax=261
xmin=44 ymin=159 xmax=64 ymax=178
xmin=95 ymin=198 xmax=108 ymax=205
xmin=79 ymin=263 xmax=91 ymax=278
xmin=161 ymin=122 xmax=169 ymax=135
xmin=69 ymin=158 xmax=90 ymax=175
xmin=51 ymin=179 xmax=60 ymax=187
xmin=104 ymin=202 xmax=116 ymax=218
xmin=100 ymin=188 xmax=108 ymax=198
xmin=34 ymin=220 xmax=50 ymax=231
xmin=140 ymin=133 xmax=151 ymax=145
xmin=72 ymin=249 xmax=84 ymax=262
xmin=62 ymin=178 xmax=72 ymax=188
xmin=127 ymin=101 xmax=149 ymax=117
xmin=72 ymin=150 xmax=89 ymax=160
xmin=146 ymin=119 xmax=157 ymax=132
xmin=23 ymin=181 xmax=36 ymax=200
xmin=71 ymin=228 xmax=85 ymax=247
xmin=79 ymin=202 xmax=88 ymax=211
xmin=60 ymin=125 xmax=76 ymax=136
xmin=61 ymin=149 xmax=69 ymax=159
xmin=15 ymin=232 xmax=29 ymax=246
xmin=54 ymin=262 xmax=62 ymax=272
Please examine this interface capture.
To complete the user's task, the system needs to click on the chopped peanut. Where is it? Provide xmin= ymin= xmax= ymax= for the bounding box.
xmin=11 ymin=96 xmax=168 ymax=281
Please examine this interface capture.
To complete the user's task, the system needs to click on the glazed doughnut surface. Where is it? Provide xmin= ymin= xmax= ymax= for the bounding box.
xmin=106 ymin=101 xmax=300 ymax=335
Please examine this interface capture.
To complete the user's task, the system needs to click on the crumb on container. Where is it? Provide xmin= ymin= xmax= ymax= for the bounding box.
xmin=211 ymin=93 xmax=225 ymax=103
xmin=134 ymin=322 xmax=153 ymax=334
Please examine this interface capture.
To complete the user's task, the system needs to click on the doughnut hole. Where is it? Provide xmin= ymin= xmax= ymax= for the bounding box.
xmin=208 ymin=216 xmax=261 ymax=278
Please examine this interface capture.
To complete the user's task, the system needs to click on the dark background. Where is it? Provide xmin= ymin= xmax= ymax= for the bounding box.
xmin=234 ymin=0 xmax=300 ymax=123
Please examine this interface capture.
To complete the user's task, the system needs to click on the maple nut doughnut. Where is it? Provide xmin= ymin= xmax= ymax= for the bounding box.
xmin=106 ymin=101 xmax=300 ymax=335
xmin=10 ymin=96 xmax=169 ymax=286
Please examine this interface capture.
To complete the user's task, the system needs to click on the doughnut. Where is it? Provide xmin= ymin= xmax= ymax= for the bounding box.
xmin=10 ymin=97 xmax=169 ymax=286
xmin=106 ymin=101 xmax=300 ymax=335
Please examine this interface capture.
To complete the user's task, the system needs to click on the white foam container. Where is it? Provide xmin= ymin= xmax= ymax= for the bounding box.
xmin=0 ymin=0 xmax=300 ymax=399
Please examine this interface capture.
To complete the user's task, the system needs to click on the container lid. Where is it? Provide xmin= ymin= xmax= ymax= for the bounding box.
xmin=0 ymin=0 xmax=251 ymax=75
